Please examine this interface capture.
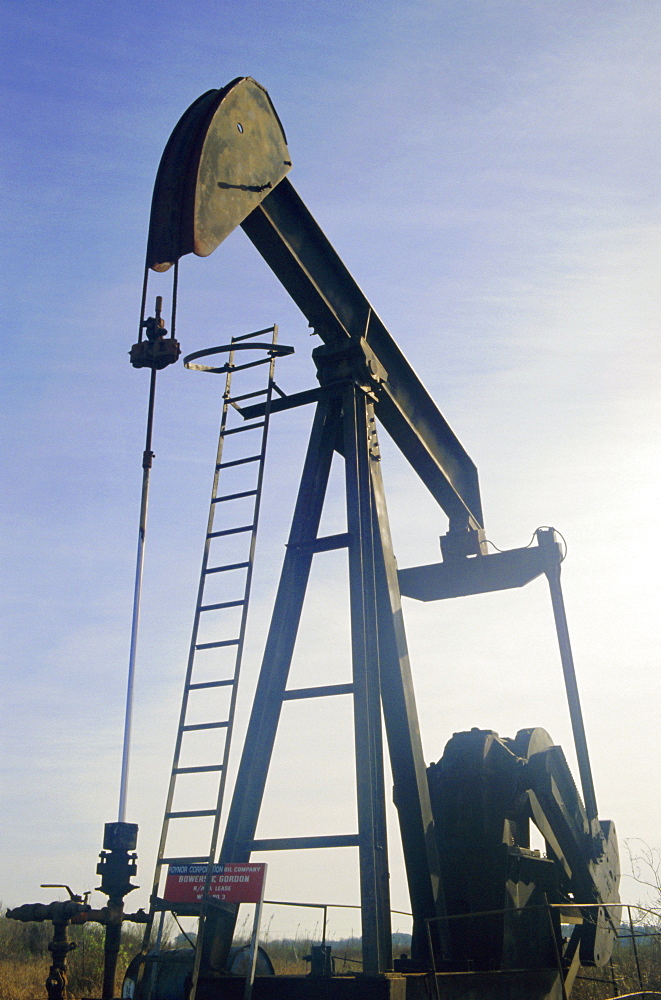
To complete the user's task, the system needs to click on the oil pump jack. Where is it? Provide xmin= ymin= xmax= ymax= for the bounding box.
xmin=10 ymin=77 xmax=619 ymax=1000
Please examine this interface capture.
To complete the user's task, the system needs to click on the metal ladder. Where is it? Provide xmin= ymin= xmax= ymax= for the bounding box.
xmin=140 ymin=325 xmax=291 ymax=978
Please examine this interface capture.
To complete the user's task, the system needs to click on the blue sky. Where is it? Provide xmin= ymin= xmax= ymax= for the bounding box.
xmin=2 ymin=1 xmax=660 ymax=936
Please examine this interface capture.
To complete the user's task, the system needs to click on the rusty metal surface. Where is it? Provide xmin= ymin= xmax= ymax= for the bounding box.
xmin=147 ymin=78 xmax=291 ymax=271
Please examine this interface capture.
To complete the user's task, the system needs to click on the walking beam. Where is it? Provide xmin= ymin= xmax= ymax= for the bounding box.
xmin=146 ymin=77 xmax=483 ymax=532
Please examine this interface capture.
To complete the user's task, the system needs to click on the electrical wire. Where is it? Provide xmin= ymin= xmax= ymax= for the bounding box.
xmin=482 ymin=526 xmax=568 ymax=562
xmin=172 ymin=912 xmax=197 ymax=949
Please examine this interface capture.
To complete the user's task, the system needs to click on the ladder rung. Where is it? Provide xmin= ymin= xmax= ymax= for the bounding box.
xmin=247 ymin=834 xmax=360 ymax=851
xmin=200 ymin=599 xmax=245 ymax=612
xmin=227 ymin=388 xmax=269 ymax=404
xmin=188 ymin=679 xmax=234 ymax=690
xmin=283 ymin=683 xmax=354 ymax=701
xmin=151 ymin=347 xmax=280 ymax=923
xmin=223 ymin=357 xmax=272 ymax=374
xmin=207 ymin=524 xmax=254 ymax=538
xmin=217 ymin=455 xmax=261 ymax=470
xmin=232 ymin=325 xmax=277 ymax=343
xmin=165 ymin=810 xmax=218 ymax=819
xmin=172 ymin=764 xmax=224 ymax=774
xmin=158 ymin=857 xmax=212 ymax=867
xmin=240 ymin=385 xmax=323 ymax=420
xmin=195 ymin=639 xmax=240 ymax=650
xmin=212 ymin=489 xmax=258 ymax=503
xmin=220 ymin=421 xmax=265 ymax=437
xmin=227 ymin=357 xmax=272 ymax=374
xmin=204 ymin=561 xmax=250 ymax=574
xmin=181 ymin=721 xmax=229 ymax=732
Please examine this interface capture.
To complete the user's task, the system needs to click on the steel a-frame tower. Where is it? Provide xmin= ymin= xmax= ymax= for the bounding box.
xmin=199 ymin=355 xmax=448 ymax=978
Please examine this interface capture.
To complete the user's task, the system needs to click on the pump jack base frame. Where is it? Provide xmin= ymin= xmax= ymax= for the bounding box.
xmin=194 ymin=969 xmax=564 ymax=1000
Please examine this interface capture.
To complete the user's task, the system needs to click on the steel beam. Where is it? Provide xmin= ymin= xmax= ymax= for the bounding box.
xmin=398 ymin=545 xmax=548 ymax=601
xmin=147 ymin=79 xmax=483 ymax=528
xmin=367 ymin=406 xmax=450 ymax=963
xmin=240 ymin=179 xmax=483 ymax=530
xmin=342 ymin=384 xmax=393 ymax=974
xmin=537 ymin=529 xmax=599 ymax=834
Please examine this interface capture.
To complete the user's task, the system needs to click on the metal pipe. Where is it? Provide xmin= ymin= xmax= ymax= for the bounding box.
xmin=538 ymin=528 xmax=599 ymax=829
xmin=628 ymin=905 xmax=644 ymax=994
xmin=102 ymin=917 xmax=122 ymax=999
xmin=118 ymin=365 xmax=157 ymax=823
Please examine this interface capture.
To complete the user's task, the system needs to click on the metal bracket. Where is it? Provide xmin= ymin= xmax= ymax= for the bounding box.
xmin=312 ymin=336 xmax=388 ymax=390
xmin=439 ymin=525 xmax=488 ymax=560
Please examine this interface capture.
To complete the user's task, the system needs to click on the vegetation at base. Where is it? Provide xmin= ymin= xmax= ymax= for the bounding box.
xmin=0 ymin=915 xmax=390 ymax=998
xmin=0 ymin=914 xmax=145 ymax=1000
xmin=229 ymin=928 xmax=412 ymax=975
xmin=572 ymin=924 xmax=661 ymax=998
xmin=1 ymin=906 xmax=660 ymax=1000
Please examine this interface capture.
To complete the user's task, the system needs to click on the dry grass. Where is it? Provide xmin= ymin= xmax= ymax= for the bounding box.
xmin=2 ymin=914 xmax=659 ymax=1000
xmin=0 ymin=952 xmax=134 ymax=1000
xmin=572 ymin=936 xmax=661 ymax=999
xmin=0 ymin=957 xmax=50 ymax=1000
xmin=0 ymin=915 xmax=142 ymax=1000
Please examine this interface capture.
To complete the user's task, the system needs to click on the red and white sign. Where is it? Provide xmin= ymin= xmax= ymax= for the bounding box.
xmin=165 ymin=863 xmax=266 ymax=905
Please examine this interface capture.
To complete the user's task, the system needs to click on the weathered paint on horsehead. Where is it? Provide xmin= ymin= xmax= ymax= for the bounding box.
xmin=147 ymin=77 xmax=291 ymax=271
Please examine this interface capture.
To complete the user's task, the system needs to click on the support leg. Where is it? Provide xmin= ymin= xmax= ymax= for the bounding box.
xmin=342 ymin=384 xmax=392 ymax=975
xmin=367 ymin=404 xmax=450 ymax=962
xmin=537 ymin=529 xmax=599 ymax=834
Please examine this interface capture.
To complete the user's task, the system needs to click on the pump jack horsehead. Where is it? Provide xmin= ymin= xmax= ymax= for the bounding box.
xmin=135 ymin=77 xmax=620 ymax=1000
